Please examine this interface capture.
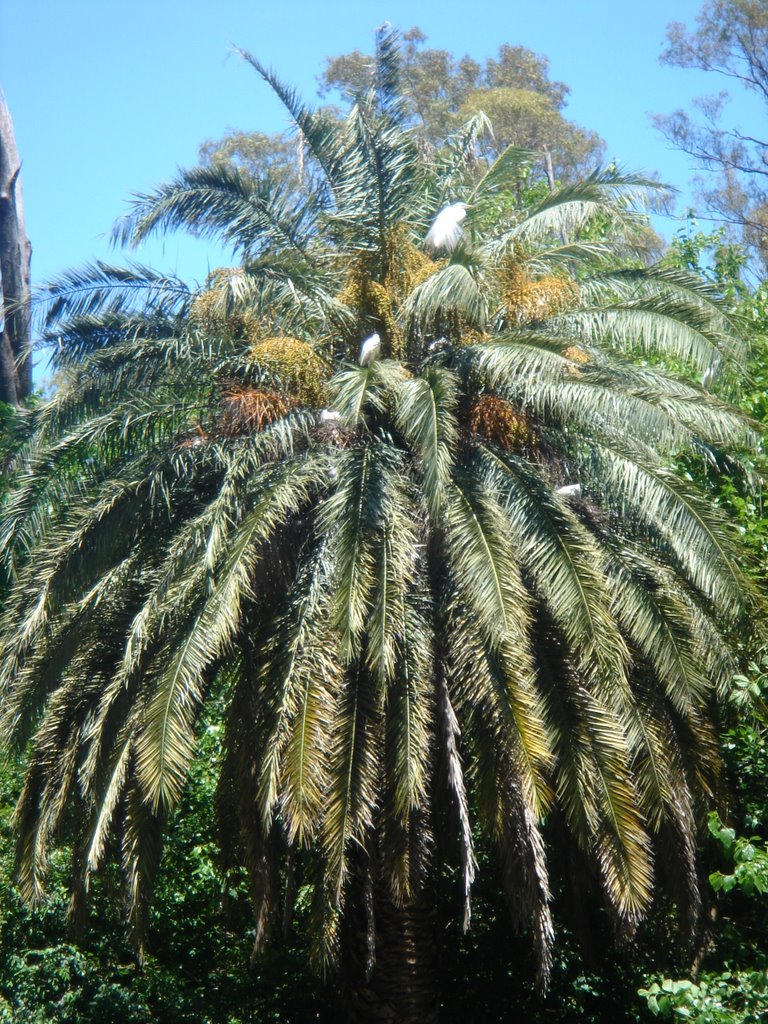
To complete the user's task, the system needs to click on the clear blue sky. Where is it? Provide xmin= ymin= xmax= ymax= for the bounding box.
xmin=1 ymin=0 xmax=760 ymax=289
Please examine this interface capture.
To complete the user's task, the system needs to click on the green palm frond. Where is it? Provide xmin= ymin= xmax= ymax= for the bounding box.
xmin=479 ymin=447 xmax=632 ymax=708
xmin=405 ymin=263 xmax=487 ymax=329
xmin=321 ymin=664 xmax=380 ymax=903
xmin=553 ymin=296 xmax=736 ymax=372
xmin=585 ymin=438 xmax=751 ymax=621
xmin=490 ymin=169 xmax=669 ymax=251
xmin=113 ymin=165 xmax=320 ymax=260
xmin=236 ymin=50 xmax=343 ymax=189
xmin=38 ymin=261 xmax=191 ymax=334
xmin=469 ymin=145 xmax=533 ymax=204
xmin=258 ymin=544 xmax=340 ymax=843
xmin=394 ymin=366 xmax=458 ymax=516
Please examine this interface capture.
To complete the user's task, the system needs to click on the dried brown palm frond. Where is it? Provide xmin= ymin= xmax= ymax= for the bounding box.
xmin=217 ymin=384 xmax=294 ymax=436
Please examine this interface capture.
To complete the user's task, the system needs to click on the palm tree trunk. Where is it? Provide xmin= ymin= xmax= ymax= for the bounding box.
xmin=343 ymin=880 xmax=440 ymax=1024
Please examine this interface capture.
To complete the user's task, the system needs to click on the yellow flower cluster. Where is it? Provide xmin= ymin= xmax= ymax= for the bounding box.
xmin=337 ymin=225 xmax=443 ymax=358
xmin=337 ymin=271 xmax=400 ymax=353
xmin=498 ymin=258 xmax=577 ymax=325
xmin=382 ymin=224 xmax=444 ymax=298
xmin=189 ymin=268 xmax=257 ymax=340
xmin=249 ymin=336 xmax=330 ymax=405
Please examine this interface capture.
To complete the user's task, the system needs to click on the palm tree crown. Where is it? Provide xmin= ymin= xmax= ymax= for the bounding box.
xmin=0 ymin=28 xmax=758 ymax=1009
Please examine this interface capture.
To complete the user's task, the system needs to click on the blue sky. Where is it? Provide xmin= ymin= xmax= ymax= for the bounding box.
xmin=1 ymin=0 xmax=761 ymax=289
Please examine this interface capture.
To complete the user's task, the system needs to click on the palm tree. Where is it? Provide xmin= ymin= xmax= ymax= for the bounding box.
xmin=0 ymin=29 xmax=758 ymax=1022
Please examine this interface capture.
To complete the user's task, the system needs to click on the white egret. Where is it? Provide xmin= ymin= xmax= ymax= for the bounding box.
xmin=318 ymin=409 xmax=341 ymax=426
xmin=425 ymin=202 xmax=468 ymax=253
xmin=702 ymin=365 xmax=716 ymax=390
xmin=556 ymin=483 xmax=581 ymax=497
xmin=359 ymin=332 xmax=381 ymax=367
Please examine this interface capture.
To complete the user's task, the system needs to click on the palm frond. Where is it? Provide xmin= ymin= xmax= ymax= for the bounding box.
xmin=405 ymin=263 xmax=487 ymax=330
xmin=394 ymin=366 xmax=458 ymax=516
xmin=113 ymin=165 xmax=319 ymax=261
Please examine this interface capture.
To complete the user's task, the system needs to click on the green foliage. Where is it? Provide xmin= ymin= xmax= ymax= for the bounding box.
xmin=638 ymin=659 xmax=768 ymax=1024
xmin=0 ymin=733 xmax=338 ymax=1024
xmin=639 ymin=814 xmax=768 ymax=1023
xmin=707 ymin=813 xmax=768 ymax=897
xmin=457 ymin=86 xmax=602 ymax=180
xmin=640 ymin=973 xmax=768 ymax=1024
xmin=664 ymin=216 xmax=750 ymax=305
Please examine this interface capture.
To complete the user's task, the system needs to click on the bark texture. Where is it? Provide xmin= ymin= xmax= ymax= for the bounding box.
xmin=344 ymin=878 xmax=440 ymax=1024
xmin=0 ymin=86 xmax=32 ymax=405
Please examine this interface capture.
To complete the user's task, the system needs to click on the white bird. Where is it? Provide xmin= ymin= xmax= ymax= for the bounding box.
xmin=556 ymin=483 xmax=581 ymax=497
xmin=319 ymin=409 xmax=341 ymax=425
xmin=359 ymin=332 xmax=381 ymax=367
xmin=425 ymin=202 xmax=468 ymax=253
xmin=702 ymin=365 xmax=716 ymax=390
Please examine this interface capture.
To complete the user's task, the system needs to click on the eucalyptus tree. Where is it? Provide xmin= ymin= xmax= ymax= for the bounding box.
xmin=0 ymin=29 xmax=758 ymax=1024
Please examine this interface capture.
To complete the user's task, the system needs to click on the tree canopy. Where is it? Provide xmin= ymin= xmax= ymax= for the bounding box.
xmin=0 ymin=24 xmax=765 ymax=1024
xmin=201 ymin=28 xmax=605 ymax=189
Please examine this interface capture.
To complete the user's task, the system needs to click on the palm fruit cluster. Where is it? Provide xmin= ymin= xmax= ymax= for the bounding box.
xmin=498 ymin=256 xmax=577 ymax=326
xmin=469 ymin=393 xmax=537 ymax=451
xmin=337 ymin=225 xmax=443 ymax=358
xmin=249 ymin=336 xmax=330 ymax=405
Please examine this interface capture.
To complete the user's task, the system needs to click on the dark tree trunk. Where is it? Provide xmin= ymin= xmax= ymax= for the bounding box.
xmin=343 ymin=878 xmax=440 ymax=1024
xmin=0 ymin=87 xmax=32 ymax=406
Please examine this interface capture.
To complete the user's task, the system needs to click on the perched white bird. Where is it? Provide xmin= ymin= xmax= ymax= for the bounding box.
xmin=359 ymin=332 xmax=382 ymax=367
xmin=556 ymin=483 xmax=581 ymax=497
xmin=425 ymin=202 xmax=468 ymax=253
xmin=701 ymin=365 xmax=716 ymax=390
xmin=318 ymin=409 xmax=341 ymax=426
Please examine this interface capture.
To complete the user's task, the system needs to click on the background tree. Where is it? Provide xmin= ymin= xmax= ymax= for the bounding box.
xmin=199 ymin=129 xmax=307 ymax=195
xmin=320 ymin=29 xmax=605 ymax=181
xmin=0 ymin=87 xmax=32 ymax=406
xmin=655 ymin=1 xmax=768 ymax=272
xmin=632 ymin=223 xmax=768 ymax=1023
xmin=200 ymin=29 xmax=605 ymax=188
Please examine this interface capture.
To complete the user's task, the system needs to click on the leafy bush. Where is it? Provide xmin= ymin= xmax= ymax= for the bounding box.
xmin=0 ymin=729 xmax=338 ymax=1023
